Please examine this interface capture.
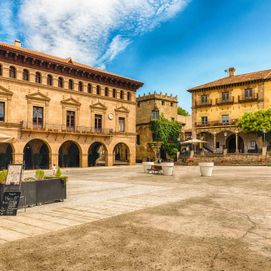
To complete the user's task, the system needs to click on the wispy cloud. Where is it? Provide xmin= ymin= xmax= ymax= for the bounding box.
xmin=2 ymin=0 xmax=189 ymax=67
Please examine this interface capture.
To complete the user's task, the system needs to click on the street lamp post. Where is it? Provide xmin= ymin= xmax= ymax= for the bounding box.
xmin=223 ymin=131 xmax=227 ymax=155
xmin=263 ymin=128 xmax=266 ymax=147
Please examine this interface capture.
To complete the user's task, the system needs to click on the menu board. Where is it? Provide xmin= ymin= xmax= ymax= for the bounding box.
xmin=5 ymin=164 xmax=23 ymax=185
xmin=0 ymin=192 xmax=21 ymax=216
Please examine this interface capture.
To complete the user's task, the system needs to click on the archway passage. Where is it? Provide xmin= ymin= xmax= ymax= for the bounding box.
xmin=88 ymin=142 xmax=107 ymax=167
xmin=113 ymin=143 xmax=130 ymax=165
xmin=0 ymin=143 xmax=13 ymax=169
xmin=58 ymin=141 xmax=80 ymax=168
xmin=227 ymin=135 xmax=244 ymax=153
xmin=23 ymin=139 xmax=50 ymax=169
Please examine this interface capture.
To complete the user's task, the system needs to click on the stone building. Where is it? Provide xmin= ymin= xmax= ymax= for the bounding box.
xmin=188 ymin=67 xmax=271 ymax=154
xmin=0 ymin=40 xmax=143 ymax=169
xmin=136 ymin=92 xmax=179 ymax=162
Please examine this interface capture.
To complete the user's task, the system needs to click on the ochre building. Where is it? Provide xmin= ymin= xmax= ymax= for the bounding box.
xmin=188 ymin=67 xmax=271 ymax=154
xmin=0 ymin=40 xmax=143 ymax=169
xmin=136 ymin=92 xmax=179 ymax=161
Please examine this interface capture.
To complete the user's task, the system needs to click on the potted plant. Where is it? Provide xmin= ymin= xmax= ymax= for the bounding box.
xmin=142 ymin=160 xmax=154 ymax=173
xmin=199 ymin=162 xmax=214 ymax=177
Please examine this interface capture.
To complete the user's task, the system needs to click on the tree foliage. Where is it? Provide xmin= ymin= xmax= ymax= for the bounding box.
xmin=150 ymin=116 xmax=181 ymax=158
xmin=238 ymin=109 xmax=271 ymax=134
xmin=177 ymin=106 xmax=189 ymax=116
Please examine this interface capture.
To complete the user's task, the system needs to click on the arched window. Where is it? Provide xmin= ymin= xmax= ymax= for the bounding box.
xmin=35 ymin=72 xmax=42 ymax=84
xmin=105 ymin=87 xmax=109 ymax=97
xmin=113 ymin=89 xmax=116 ymax=98
xmin=9 ymin=66 xmax=16 ymax=78
xmin=68 ymin=79 xmax=74 ymax=90
xmin=96 ymin=85 xmax=101 ymax=95
xmin=58 ymin=77 xmax=64 ymax=88
xmin=47 ymin=74 xmax=53 ymax=86
xmin=0 ymin=64 xmax=2 ymax=76
xmin=78 ymin=81 xmax=83 ymax=92
xmin=87 ymin=83 xmax=92 ymax=93
xmin=22 ymin=69 xmax=29 ymax=81
xmin=120 ymin=90 xmax=124 ymax=99
xmin=127 ymin=92 xmax=131 ymax=101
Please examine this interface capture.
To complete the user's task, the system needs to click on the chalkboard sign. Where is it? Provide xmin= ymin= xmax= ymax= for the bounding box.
xmin=0 ymin=191 xmax=21 ymax=216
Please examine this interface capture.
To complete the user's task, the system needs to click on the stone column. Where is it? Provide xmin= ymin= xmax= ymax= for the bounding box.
xmin=235 ymin=132 xmax=239 ymax=153
xmin=81 ymin=153 xmax=88 ymax=168
xmin=107 ymin=153 xmax=114 ymax=166
xmin=14 ymin=153 xmax=23 ymax=164
xmin=213 ymin=133 xmax=217 ymax=153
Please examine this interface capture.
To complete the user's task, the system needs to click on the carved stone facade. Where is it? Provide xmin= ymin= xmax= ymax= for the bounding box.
xmin=0 ymin=41 xmax=143 ymax=169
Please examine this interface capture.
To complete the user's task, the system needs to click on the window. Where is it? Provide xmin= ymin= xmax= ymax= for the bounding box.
xmin=22 ymin=69 xmax=29 ymax=81
xmin=58 ymin=77 xmax=64 ymax=88
xmin=119 ymin=117 xmax=125 ymax=132
xmin=170 ymin=102 xmax=174 ymax=107
xmin=113 ymin=89 xmax=117 ymax=98
xmin=216 ymin=142 xmax=220 ymax=149
xmin=222 ymin=92 xmax=229 ymax=101
xmin=120 ymin=90 xmax=124 ymax=99
xmin=78 ymin=81 xmax=83 ymax=92
xmin=152 ymin=132 xmax=159 ymax=141
xmin=171 ymin=118 xmax=175 ymax=121
xmin=87 ymin=83 xmax=92 ymax=93
xmin=0 ymin=102 xmax=5 ymax=121
xmin=66 ymin=111 xmax=75 ymax=131
xmin=201 ymin=95 xmax=208 ymax=104
xmin=0 ymin=64 xmax=2 ymax=76
xmin=95 ymin=114 xmax=102 ymax=132
xmin=137 ymin=102 xmax=140 ymax=107
xmin=152 ymin=110 xmax=159 ymax=120
xmin=201 ymin=116 xmax=208 ymax=125
xmin=127 ymin=92 xmax=131 ymax=101
xmin=105 ymin=87 xmax=109 ymax=96
xmin=35 ymin=72 xmax=42 ymax=84
xmin=47 ymin=74 xmax=53 ymax=86
xmin=9 ymin=66 xmax=16 ymax=78
xmin=96 ymin=85 xmax=101 ymax=95
xmin=161 ymin=100 xmax=165 ymax=105
xmin=68 ymin=79 xmax=74 ymax=90
xmin=33 ymin=106 xmax=43 ymax=128
xmin=222 ymin=114 xmax=229 ymax=124
xmin=136 ymin=135 xmax=140 ymax=145
xmin=244 ymin=88 xmax=253 ymax=98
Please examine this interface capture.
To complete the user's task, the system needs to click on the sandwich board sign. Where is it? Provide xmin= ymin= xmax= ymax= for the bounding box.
xmin=0 ymin=191 xmax=21 ymax=216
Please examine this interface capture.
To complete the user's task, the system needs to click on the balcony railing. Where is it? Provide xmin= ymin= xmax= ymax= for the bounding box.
xmin=216 ymin=97 xmax=234 ymax=105
xmin=195 ymin=119 xmax=238 ymax=127
xmin=238 ymin=93 xmax=258 ymax=103
xmin=20 ymin=121 xmax=114 ymax=136
xmin=195 ymin=100 xmax=212 ymax=108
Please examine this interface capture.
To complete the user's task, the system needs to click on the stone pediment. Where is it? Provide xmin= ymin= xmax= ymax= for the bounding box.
xmin=0 ymin=85 xmax=13 ymax=97
xmin=90 ymin=102 xmax=107 ymax=110
xmin=61 ymin=97 xmax=81 ymax=106
xmin=26 ymin=91 xmax=50 ymax=102
xmin=115 ymin=105 xmax=129 ymax=113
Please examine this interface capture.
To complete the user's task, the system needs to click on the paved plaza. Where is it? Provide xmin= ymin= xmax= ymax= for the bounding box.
xmin=0 ymin=165 xmax=271 ymax=270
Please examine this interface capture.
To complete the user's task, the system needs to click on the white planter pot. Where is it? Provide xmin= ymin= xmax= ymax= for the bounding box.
xmin=161 ymin=162 xmax=174 ymax=176
xmin=199 ymin=162 xmax=214 ymax=177
xmin=143 ymin=162 xmax=154 ymax=173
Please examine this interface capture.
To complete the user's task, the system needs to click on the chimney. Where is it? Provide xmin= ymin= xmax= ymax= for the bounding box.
xmin=14 ymin=40 xmax=22 ymax=48
xmin=229 ymin=67 xmax=235 ymax=77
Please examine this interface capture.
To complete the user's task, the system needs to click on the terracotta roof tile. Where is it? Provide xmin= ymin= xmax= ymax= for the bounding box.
xmin=188 ymin=69 xmax=271 ymax=92
xmin=0 ymin=42 xmax=143 ymax=84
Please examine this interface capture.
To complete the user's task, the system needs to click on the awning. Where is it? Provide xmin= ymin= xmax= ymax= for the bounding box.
xmin=181 ymin=138 xmax=207 ymax=145
xmin=0 ymin=133 xmax=14 ymax=143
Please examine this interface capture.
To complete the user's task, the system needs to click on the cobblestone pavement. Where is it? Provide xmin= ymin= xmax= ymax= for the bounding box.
xmin=0 ymin=165 xmax=270 ymax=248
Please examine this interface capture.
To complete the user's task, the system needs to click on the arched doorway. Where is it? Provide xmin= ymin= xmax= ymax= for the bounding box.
xmin=113 ymin=143 xmax=130 ymax=165
xmin=58 ymin=141 xmax=80 ymax=168
xmin=88 ymin=142 xmax=107 ymax=166
xmin=227 ymin=134 xmax=244 ymax=153
xmin=0 ymin=143 xmax=13 ymax=169
xmin=23 ymin=139 xmax=50 ymax=169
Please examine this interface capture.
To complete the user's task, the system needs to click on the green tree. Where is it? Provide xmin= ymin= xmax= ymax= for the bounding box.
xmin=150 ymin=116 xmax=181 ymax=159
xmin=238 ymin=109 xmax=271 ymax=134
xmin=177 ymin=106 xmax=189 ymax=116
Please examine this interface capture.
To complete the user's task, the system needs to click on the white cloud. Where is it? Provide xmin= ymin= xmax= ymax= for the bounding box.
xmin=14 ymin=0 xmax=189 ymax=67
xmin=0 ymin=1 xmax=17 ymax=40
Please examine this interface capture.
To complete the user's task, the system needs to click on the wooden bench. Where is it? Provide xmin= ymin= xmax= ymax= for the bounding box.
xmin=147 ymin=165 xmax=163 ymax=175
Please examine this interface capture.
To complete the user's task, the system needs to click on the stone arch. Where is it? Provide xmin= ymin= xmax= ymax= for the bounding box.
xmin=58 ymin=140 xmax=81 ymax=168
xmin=88 ymin=142 xmax=108 ymax=167
xmin=23 ymin=139 xmax=51 ymax=169
xmin=226 ymin=134 xmax=244 ymax=153
xmin=113 ymin=142 xmax=130 ymax=165
xmin=0 ymin=143 xmax=14 ymax=169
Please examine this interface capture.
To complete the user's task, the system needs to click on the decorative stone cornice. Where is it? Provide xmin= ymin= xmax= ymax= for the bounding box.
xmin=90 ymin=101 xmax=107 ymax=110
xmin=61 ymin=97 xmax=81 ymax=107
xmin=26 ymin=91 xmax=50 ymax=102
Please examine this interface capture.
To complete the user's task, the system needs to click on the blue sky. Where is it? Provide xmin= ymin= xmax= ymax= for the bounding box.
xmin=1 ymin=0 xmax=271 ymax=113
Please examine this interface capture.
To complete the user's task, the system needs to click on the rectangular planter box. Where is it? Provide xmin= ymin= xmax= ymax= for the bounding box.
xmin=0 ymin=178 xmax=66 ymax=208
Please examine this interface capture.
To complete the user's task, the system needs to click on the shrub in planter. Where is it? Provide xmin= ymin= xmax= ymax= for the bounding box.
xmin=35 ymin=169 xmax=45 ymax=180
xmin=0 ymin=170 xmax=7 ymax=184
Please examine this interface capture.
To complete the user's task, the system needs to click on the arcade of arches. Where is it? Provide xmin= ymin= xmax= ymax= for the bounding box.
xmin=0 ymin=138 xmax=133 ymax=170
